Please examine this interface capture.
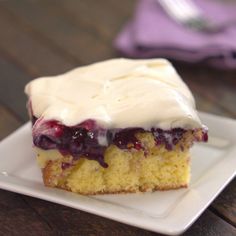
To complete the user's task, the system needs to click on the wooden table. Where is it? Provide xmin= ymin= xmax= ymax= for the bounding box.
xmin=0 ymin=0 xmax=235 ymax=235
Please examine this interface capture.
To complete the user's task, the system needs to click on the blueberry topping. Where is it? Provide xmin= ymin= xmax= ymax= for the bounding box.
xmin=32 ymin=118 xmax=206 ymax=168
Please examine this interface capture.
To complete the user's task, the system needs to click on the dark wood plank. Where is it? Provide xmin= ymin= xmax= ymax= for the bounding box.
xmin=189 ymin=78 xmax=236 ymax=117
xmin=0 ymin=188 xmax=54 ymax=235
xmin=2 ymin=0 xmax=114 ymax=64
xmin=224 ymin=75 xmax=236 ymax=87
xmin=175 ymin=63 xmax=236 ymax=118
xmin=211 ymin=178 xmax=236 ymax=227
xmin=56 ymin=0 xmax=136 ymax=43
xmin=0 ymin=56 xmax=31 ymax=121
xmin=45 ymin=0 xmax=115 ymax=43
xmin=0 ymin=6 xmax=75 ymax=77
xmin=190 ymin=90 xmax=233 ymax=118
xmin=183 ymin=210 xmax=236 ymax=236
xmin=188 ymin=80 xmax=236 ymax=118
xmin=108 ymin=0 xmax=137 ymax=17
xmin=0 ymin=104 xmax=22 ymax=140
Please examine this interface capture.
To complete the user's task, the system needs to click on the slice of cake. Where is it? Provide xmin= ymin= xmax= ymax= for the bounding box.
xmin=25 ymin=58 xmax=208 ymax=195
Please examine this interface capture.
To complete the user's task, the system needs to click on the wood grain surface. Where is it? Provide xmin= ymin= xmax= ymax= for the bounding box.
xmin=0 ymin=0 xmax=235 ymax=235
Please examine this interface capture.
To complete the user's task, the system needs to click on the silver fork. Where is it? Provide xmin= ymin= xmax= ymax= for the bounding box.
xmin=158 ymin=0 xmax=218 ymax=32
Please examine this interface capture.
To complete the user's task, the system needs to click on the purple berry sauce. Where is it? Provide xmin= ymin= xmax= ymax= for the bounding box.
xmin=32 ymin=118 xmax=207 ymax=168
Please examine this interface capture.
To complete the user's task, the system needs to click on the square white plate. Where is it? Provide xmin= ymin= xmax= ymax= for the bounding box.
xmin=0 ymin=112 xmax=235 ymax=235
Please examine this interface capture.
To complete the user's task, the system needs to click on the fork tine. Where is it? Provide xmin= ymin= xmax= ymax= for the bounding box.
xmin=174 ymin=0 xmax=192 ymax=20
xmin=180 ymin=0 xmax=201 ymax=18
xmin=159 ymin=0 xmax=187 ymax=22
xmin=158 ymin=0 xmax=217 ymax=32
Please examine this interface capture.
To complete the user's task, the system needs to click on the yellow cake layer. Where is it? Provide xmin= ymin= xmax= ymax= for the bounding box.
xmin=36 ymin=132 xmax=192 ymax=195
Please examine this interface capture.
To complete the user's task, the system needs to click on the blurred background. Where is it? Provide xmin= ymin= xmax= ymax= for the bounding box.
xmin=0 ymin=1 xmax=235 ymax=235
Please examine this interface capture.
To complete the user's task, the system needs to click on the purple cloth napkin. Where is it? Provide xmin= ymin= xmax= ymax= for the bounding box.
xmin=115 ymin=0 xmax=236 ymax=69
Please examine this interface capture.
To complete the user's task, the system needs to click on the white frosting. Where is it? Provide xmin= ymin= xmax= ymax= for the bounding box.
xmin=25 ymin=58 xmax=203 ymax=129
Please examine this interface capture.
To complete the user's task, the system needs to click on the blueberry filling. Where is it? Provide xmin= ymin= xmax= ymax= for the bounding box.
xmin=32 ymin=118 xmax=207 ymax=168
xmin=110 ymin=128 xmax=145 ymax=150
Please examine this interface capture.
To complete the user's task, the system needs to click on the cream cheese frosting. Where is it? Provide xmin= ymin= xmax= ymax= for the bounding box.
xmin=25 ymin=58 xmax=202 ymax=129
